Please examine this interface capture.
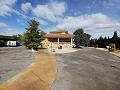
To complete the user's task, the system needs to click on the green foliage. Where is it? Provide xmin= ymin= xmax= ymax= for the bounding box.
xmin=0 ymin=35 xmax=17 ymax=40
xmin=40 ymin=30 xmax=46 ymax=40
xmin=23 ymin=19 xmax=43 ymax=50
xmin=89 ymin=39 xmax=98 ymax=47
xmin=113 ymin=31 xmax=118 ymax=40
xmin=89 ymin=31 xmax=120 ymax=50
xmin=108 ymin=44 xmax=116 ymax=52
xmin=116 ymin=37 xmax=120 ymax=49
xmin=53 ymin=49 xmax=55 ymax=52
xmin=73 ymin=28 xmax=91 ymax=47
xmin=17 ymin=34 xmax=23 ymax=40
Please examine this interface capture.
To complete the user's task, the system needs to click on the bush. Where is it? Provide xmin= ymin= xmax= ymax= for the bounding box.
xmin=108 ymin=44 xmax=116 ymax=52
xmin=53 ymin=49 xmax=55 ymax=52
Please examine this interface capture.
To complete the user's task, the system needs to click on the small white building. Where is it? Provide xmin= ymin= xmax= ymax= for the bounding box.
xmin=6 ymin=41 xmax=17 ymax=47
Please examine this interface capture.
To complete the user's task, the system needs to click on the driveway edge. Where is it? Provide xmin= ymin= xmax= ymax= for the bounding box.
xmin=110 ymin=52 xmax=120 ymax=58
xmin=0 ymin=49 xmax=57 ymax=90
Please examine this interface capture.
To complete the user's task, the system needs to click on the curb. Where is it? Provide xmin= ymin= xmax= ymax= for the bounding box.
xmin=110 ymin=52 xmax=120 ymax=58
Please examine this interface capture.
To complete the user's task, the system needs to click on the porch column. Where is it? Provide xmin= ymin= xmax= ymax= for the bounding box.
xmin=58 ymin=37 xmax=59 ymax=44
xmin=71 ymin=38 xmax=73 ymax=46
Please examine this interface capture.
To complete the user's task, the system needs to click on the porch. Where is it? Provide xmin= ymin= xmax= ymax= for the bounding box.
xmin=48 ymin=38 xmax=73 ymax=46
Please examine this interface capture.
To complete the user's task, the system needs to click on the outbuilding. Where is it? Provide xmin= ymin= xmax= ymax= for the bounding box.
xmin=6 ymin=41 xmax=17 ymax=47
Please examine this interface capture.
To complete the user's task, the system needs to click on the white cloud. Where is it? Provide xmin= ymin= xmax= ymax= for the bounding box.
xmin=20 ymin=13 xmax=29 ymax=19
xmin=53 ymin=13 xmax=120 ymax=38
xmin=116 ymin=31 xmax=120 ymax=37
xmin=0 ymin=22 xmax=8 ymax=27
xmin=89 ymin=0 xmax=120 ymax=9
xmin=0 ymin=28 xmax=22 ymax=36
xmin=17 ymin=19 xmax=26 ymax=26
xmin=20 ymin=1 xmax=66 ymax=22
xmin=103 ymin=0 xmax=120 ymax=9
xmin=21 ymin=2 xmax=32 ymax=13
xmin=34 ymin=18 xmax=48 ymax=25
xmin=0 ymin=0 xmax=17 ymax=5
xmin=0 ymin=0 xmax=17 ymax=17
xmin=32 ymin=0 xmax=66 ymax=22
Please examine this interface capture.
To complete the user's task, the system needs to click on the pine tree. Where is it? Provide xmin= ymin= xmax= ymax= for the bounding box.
xmin=112 ymin=31 xmax=118 ymax=43
xmin=23 ymin=19 xmax=42 ymax=50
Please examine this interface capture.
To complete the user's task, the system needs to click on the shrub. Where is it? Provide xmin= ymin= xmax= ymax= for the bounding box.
xmin=108 ymin=44 xmax=116 ymax=52
xmin=53 ymin=49 xmax=55 ymax=52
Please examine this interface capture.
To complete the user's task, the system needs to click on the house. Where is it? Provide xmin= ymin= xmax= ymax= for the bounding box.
xmin=44 ymin=30 xmax=74 ymax=49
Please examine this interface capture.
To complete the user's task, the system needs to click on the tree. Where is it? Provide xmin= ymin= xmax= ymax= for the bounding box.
xmin=23 ymin=19 xmax=42 ymax=50
xmin=97 ymin=36 xmax=103 ymax=48
xmin=89 ymin=39 xmax=98 ymax=47
xmin=73 ymin=28 xmax=91 ymax=47
xmin=116 ymin=37 xmax=120 ymax=49
xmin=111 ymin=31 xmax=118 ymax=43
xmin=88 ymin=31 xmax=120 ymax=49
xmin=39 ymin=30 xmax=46 ymax=48
xmin=113 ymin=31 xmax=118 ymax=39
xmin=17 ymin=34 xmax=23 ymax=40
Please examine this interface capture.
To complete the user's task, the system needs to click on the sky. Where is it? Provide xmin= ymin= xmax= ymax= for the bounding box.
xmin=0 ymin=0 xmax=120 ymax=38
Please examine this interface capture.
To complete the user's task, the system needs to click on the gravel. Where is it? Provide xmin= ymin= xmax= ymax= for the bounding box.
xmin=0 ymin=46 xmax=34 ymax=84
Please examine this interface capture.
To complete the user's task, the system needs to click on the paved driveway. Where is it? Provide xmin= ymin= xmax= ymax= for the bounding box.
xmin=0 ymin=47 xmax=34 ymax=84
xmin=51 ymin=48 xmax=120 ymax=90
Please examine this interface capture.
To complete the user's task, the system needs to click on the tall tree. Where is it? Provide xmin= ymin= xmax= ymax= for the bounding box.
xmin=116 ymin=37 xmax=120 ymax=49
xmin=23 ymin=19 xmax=42 ymax=50
xmin=112 ymin=31 xmax=118 ymax=43
xmin=73 ymin=28 xmax=91 ymax=47
xmin=97 ymin=36 xmax=103 ymax=48
xmin=88 ymin=31 xmax=120 ymax=49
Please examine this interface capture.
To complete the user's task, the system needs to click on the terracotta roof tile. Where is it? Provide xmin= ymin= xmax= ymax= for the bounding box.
xmin=44 ymin=34 xmax=74 ymax=38
xmin=50 ymin=30 xmax=68 ymax=33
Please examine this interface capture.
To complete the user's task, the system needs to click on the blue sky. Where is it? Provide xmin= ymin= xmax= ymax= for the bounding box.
xmin=0 ymin=0 xmax=120 ymax=38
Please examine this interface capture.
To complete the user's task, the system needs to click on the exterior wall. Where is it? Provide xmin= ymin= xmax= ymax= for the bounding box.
xmin=41 ymin=38 xmax=49 ymax=48
xmin=47 ymin=38 xmax=71 ymax=42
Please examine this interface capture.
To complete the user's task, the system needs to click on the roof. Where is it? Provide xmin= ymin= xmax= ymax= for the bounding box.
xmin=44 ymin=34 xmax=74 ymax=38
xmin=50 ymin=30 xmax=68 ymax=33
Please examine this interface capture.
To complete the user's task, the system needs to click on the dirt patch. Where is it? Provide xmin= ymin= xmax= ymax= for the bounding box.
xmin=0 ymin=46 xmax=34 ymax=84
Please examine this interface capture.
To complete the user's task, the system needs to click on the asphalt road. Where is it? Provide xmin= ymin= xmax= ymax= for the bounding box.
xmin=0 ymin=47 xmax=34 ymax=84
xmin=51 ymin=48 xmax=120 ymax=90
